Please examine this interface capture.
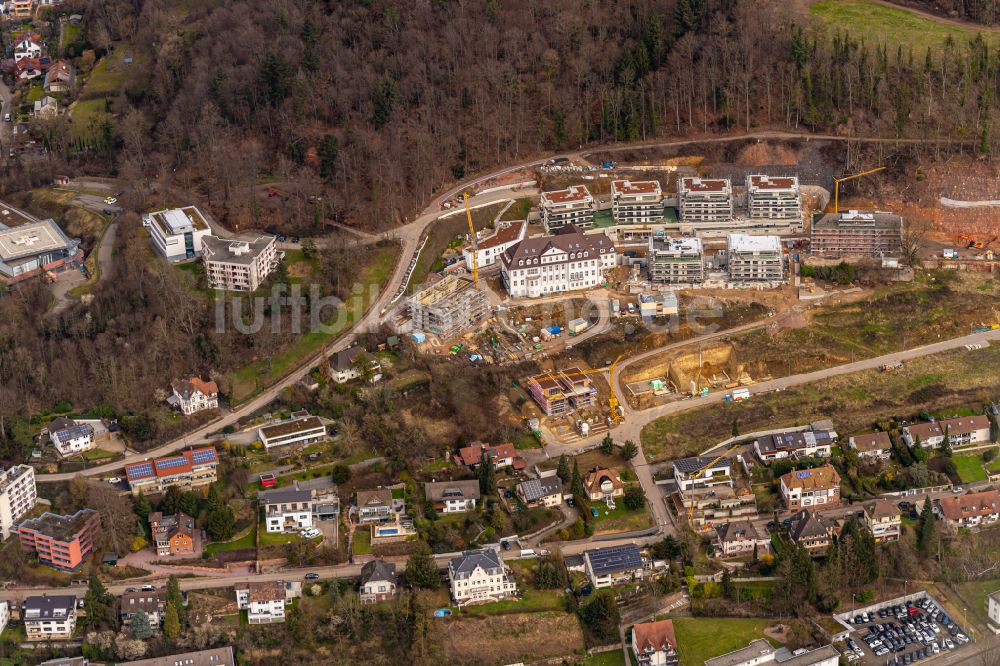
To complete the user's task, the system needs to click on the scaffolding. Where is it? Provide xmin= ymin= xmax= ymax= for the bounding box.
xmin=408 ymin=275 xmax=488 ymax=339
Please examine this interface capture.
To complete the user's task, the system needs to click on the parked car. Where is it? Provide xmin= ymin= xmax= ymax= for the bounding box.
xmin=304 ymin=572 xmax=320 ymax=580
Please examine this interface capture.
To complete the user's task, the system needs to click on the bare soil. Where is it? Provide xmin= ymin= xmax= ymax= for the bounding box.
xmin=435 ymin=612 xmax=586 ymax=665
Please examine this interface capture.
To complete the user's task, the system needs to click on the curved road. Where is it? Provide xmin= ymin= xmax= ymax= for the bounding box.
xmin=34 ymin=129 xmax=970 ymax=483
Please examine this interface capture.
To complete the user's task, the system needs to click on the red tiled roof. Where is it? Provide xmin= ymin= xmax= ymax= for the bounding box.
xmin=633 ymin=619 xmax=677 ymax=653
xmin=939 ymin=490 xmax=1000 ymax=521
xmin=477 ymin=221 xmax=524 ymax=251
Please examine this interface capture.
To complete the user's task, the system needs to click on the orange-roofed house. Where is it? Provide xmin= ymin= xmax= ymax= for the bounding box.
xmin=169 ymin=377 xmax=220 ymax=415
xmin=584 ymin=468 xmax=624 ymax=503
xmin=454 ymin=442 xmax=523 ymax=471
xmin=631 ymin=618 xmax=679 ymax=665
xmin=463 ymin=220 xmax=526 ymax=270
xmin=937 ymin=489 xmax=1000 ymax=530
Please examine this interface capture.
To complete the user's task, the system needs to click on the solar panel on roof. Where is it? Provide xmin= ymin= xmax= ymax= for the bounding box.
xmin=190 ymin=449 xmax=217 ymax=464
xmin=155 ymin=457 xmax=188 ymax=471
xmin=127 ymin=463 xmax=154 ymax=479
xmin=795 ymin=471 xmax=811 ymax=479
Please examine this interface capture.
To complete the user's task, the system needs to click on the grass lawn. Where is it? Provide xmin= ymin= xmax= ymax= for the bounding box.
xmin=810 ymin=0 xmax=1000 ymax=55
xmin=513 ymin=432 xmax=543 ymax=450
xmin=952 ymin=454 xmax=988 ymax=484
xmin=80 ymin=448 xmax=117 ymax=461
xmin=500 ymin=197 xmax=532 ymax=222
xmin=954 ymin=579 xmax=1000 ymax=625
xmin=204 ymin=525 xmax=255 ymax=555
xmin=353 ymin=528 xmax=372 ymax=555
xmin=590 ymin=496 xmax=653 ymax=534
xmin=452 ymin=587 xmax=566 ymax=615
xmin=61 ymin=22 xmax=81 ymax=52
xmin=671 ymin=617 xmax=776 ymax=666
xmin=82 ymin=47 xmax=131 ymax=98
xmin=988 ymin=457 xmax=1000 ymax=473
xmin=26 ymin=85 xmax=44 ymax=103
xmin=228 ymin=243 xmax=397 ymax=403
xmin=581 ymin=651 xmax=627 ymax=666
xmin=258 ymin=518 xmax=300 ymax=547
xmin=421 ymin=459 xmax=451 ymax=473
xmin=283 ymin=249 xmax=320 ymax=284
xmin=69 ymin=98 xmax=112 ymax=141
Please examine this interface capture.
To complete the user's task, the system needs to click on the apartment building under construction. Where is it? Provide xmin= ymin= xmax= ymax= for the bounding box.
xmin=408 ymin=275 xmax=488 ymax=338
xmin=527 ymin=367 xmax=598 ymax=416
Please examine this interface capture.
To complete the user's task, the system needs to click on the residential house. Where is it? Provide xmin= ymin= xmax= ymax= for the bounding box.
xmin=463 ymin=220 xmax=526 ymax=269
xmin=359 ymin=559 xmax=397 ymax=604
xmin=746 ymin=175 xmax=801 ymax=221
xmin=119 ymin=589 xmax=166 ymax=627
xmin=46 ymin=418 xmax=95 ymax=457
xmin=516 ymin=476 xmax=563 ymax=508
xmin=611 ymin=179 xmax=664 ymax=226
xmin=988 ymin=590 xmax=1000 ymax=628
xmin=17 ymin=509 xmax=99 ymax=571
xmin=632 ymin=618 xmax=679 ymax=666
xmin=12 ymin=35 xmax=41 ymax=61
xmin=424 ymin=480 xmax=480 ymax=514
xmin=202 ymin=234 xmax=281 ymax=292
xmin=124 ymin=447 xmax=218 ymax=496
xmin=168 ymin=377 xmax=219 ymax=415
xmin=648 ymin=236 xmax=705 ymax=284
xmin=901 ymin=416 xmax=992 ymax=449
xmin=257 ymin=414 xmax=327 ymax=451
xmin=500 ymin=224 xmax=616 ymax=298
xmin=141 ymin=206 xmax=212 ymax=262
xmin=863 ymin=499 xmax=901 ymax=543
xmin=527 ymin=368 xmax=598 ymax=416
xmin=779 ymin=465 xmax=841 ymax=511
xmin=714 ymin=520 xmax=770 ymax=558
xmin=32 ymin=96 xmax=57 ymax=118
xmin=114 ymin=647 xmax=236 ymax=666
xmin=848 ymin=432 xmax=893 ymax=461
xmin=0 ymin=602 xmax=8 ymax=638
xmin=0 ymin=465 xmax=36 ymax=539
xmin=937 ymin=489 xmax=1000 ymax=530
xmin=356 ymin=488 xmax=394 ymax=523
xmin=16 ymin=57 xmax=48 ymax=82
xmin=236 ymin=581 xmax=298 ymax=624
xmin=148 ymin=512 xmax=195 ymax=556
xmin=672 ymin=456 xmax=733 ymax=492
xmin=330 ymin=346 xmax=382 ymax=384
xmin=43 ymin=59 xmax=74 ymax=93
xmin=677 ymin=177 xmax=733 ymax=224
xmin=260 ymin=484 xmax=314 ymax=533
xmin=454 ymin=442 xmax=522 ymax=471
xmin=10 ymin=0 xmax=34 ymax=19
xmin=704 ymin=638 xmax=776 ymax=666
xmin=23 ymin=594 xmax=76 ymax=641
xmin=727 ymin=234 xmax=783 ymax=282
xmin=540 ymin=185 xmax=596 ymax=231
xmin=448 ymin=547 xmax=517 ymax=606
xmin=810 ymin=211 xmax=903 ymax=259
xmin=753 ymin=429 xmax=836 ymax=462
xmin=584 ymin=468 xmax=624 ymax=504
xmin=584 ymin=544 xmax=644 ymax=589
xmin=788 ymin=509 xmax=837 ymax=553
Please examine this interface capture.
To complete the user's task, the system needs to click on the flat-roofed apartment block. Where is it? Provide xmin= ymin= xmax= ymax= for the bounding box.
xmin=408 ymin=274 xmax=488 ymax=338
xmin=726 ymin=234 xmax=783 ymax=282
xmin=124 ymin=447 xmax=218 ymax=496
xmin=677 ymin=177 xmax=733 ymax=224
xmin=0 ymin=218 xmax=82 ymax=284
xmin=611 ymin=180 xmax=663 ymax=225
xmin=648 ymin=236 xmax=704 ymax=284
xmin=17 ymin=509 xmax=100 ymax=571
xmin=527 ymin=367 xmax=597 ymax=416
xmin=0 ymin=465 xmax=37 ymax=540
xmin=811 ymin=210 xmax=903 ymax=258
xmin=202 ymin=234 xmax=280 ymax=292
xmin=746 ymin=175 xmax=801 ymax=221
xmin=142 ymin=206 xmax=211 ymax=262
xmin=501 ymin=224 xmax=616 ymax=298
xmin=258 ymin=414 xmax=327 ymax=451
xmin=540 ymin=185 xmax=596 ymax=231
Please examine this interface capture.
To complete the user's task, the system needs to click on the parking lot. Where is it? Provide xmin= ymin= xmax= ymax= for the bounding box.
xmin=837 ymin=593 xmax=972 ymax=665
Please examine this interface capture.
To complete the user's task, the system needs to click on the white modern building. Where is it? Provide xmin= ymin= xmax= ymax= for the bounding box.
xmin=0 ymin=218 xmax=82 ymax=285
xmin=647 ymin=236 xmax=704 ymax=284
xmin=584 ymin=544 xmax=644 ymax=589
xmin=677 ymin=177 xmax=733 ymax=224
xmin=745 ymin=175 xmax=801 ymax=221
xmin=23 ymin=595 xmax=76 ymax=641
xmin=424 ymin=480 xmax=480 ymax=514
xmin=540 ymin=186 xmax=596 ymax=231
xmin=463 ymin=221 xmax=526 ymax=269
xmin=168 ymin=377 xmax=219 ymax=415
xmin=0 ymin=601 xmax=8 ymax=637
xmin=500 ymin=225 xmax=616 ymax=298
xmin=611 ymin=180 xmax=663 ymax=225
xmin=672 ymin=456 xmax=733 ymax=492
xmin=202 ymin=234 xmax=280 ymax=292
xmin=258 ymin=414 xmax=327 ymax=451
xmin=260 ymin=484 xmax=314 ymax=533
xmin=236 ymin=581 xmax=297 ymax=624
xmin=989 ymin=590 xmax=1000 ymax=628
xmin=142 ymin=207 xmax=212 ymax=262
xmin=448 ymin=548 xmax=517 ymax=606
xmin=0 ymin=465 xmax=36 ymax=540
xmin=726 ymin=234 xmax=783 ymax=282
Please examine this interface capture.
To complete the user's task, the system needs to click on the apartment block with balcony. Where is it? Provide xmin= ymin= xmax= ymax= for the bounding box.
xmin=260 ymin=485 xmax=314 ymax=533
xmin=611 ymin=180 xmax=663 ymax=225
xmin=142 ymin=206 xmax=211 ymax=262
xmin=202 ymin=234 xmax=280 ymax=292
xmin=647 ymin=236 xmax=704 ymax=284
xmin=17 ymin=509 xmax=99 ymax=571
xmin=810 ymin=211 xmax=903 ymax=258
xmin=746 ymin=175 xmax=801 ymax=221
xmin=677 ymin=177 xmax=732 ymax=224
xmin=726 ymin=234 xmax=783 ymax=282
xmin=23 ymin=595 xmax=76 ymax=641
xmin=124 ymin=447 xmax=218 ymax=496
xmin=540 ymin=186 xmax=596 ymax=232
xmin=0 ymin=465 xmax=37 ymax=540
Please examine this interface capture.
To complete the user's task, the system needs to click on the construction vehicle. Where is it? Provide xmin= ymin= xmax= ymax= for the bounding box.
xmin=463 ymin=192 xmax=479 ymax=286
xmin=956 ymin=233 xmax=997 ymax=250
xmin=829 ymin=166 xmax=886 ymax=213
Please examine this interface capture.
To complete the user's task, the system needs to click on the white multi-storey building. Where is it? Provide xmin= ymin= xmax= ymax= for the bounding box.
xmin=448 ymin=548 xmax=517 ymax=606
xmin=745 ymin=175 xmax=801 ymax=221
xmin=463 ymin=221 xmax=525 ymax=269
xmin=202 ymin=234 xmax=280 ymax=292
xmin=257 ymin=415 xmax=327 ymax=451
xmin=23 ymin=595 xmax=76 ymax=641
xmin=142 ymin=207 xmax=212 ymax=262
xmin=0 ymin=465 xmax=36 ymax=540
xmin=611 ymin=180 xmax=663 ymax=225
xmin=677 ymin=177 xmax=733 ymax=224
xmin=168 ymin=377 xmax=219 ymax=415
xmin=500 ymin=225 xmax=616 ymax=298
xmin=647 ymin=236 xmax=704 ymax=284
xmin=260 ymin=485 xmax=314 ymax=533
xmin=236 ymin=581 xmax=294 ymax=624
xmin=726 ymin=234 xmax=783 ymax=282
xmin=540 ymin=186 xmax=596 ymax=231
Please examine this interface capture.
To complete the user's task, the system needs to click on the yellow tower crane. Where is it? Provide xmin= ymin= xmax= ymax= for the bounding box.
xmin=463 ymin=192 xmax=479 ymax=286
xmin=831 ymin=166 xmax=886 ymax=214
xmin=559 ymin=353 xmax=625 ymax=422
